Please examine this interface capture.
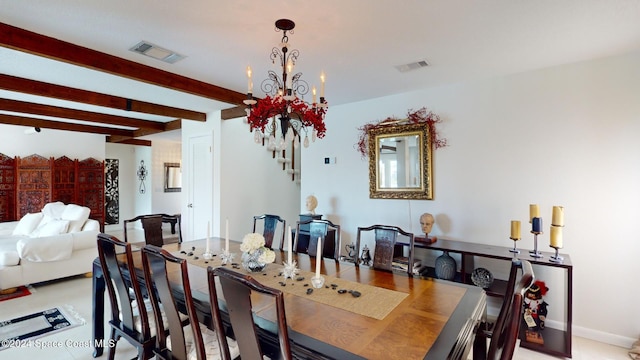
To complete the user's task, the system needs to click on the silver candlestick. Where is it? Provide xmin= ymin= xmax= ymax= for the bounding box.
xmin=509 ymin=236 xmax=520 ymax=254
xmin=529 ymin=232 xmax=543 ymax=259
xmin=549 ymin=245 xmax=564 ymax=263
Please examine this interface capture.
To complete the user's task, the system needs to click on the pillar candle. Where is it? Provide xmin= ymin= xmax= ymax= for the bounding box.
xmin=206 ymin=221 xmax=210 ymax=253
xmin=315 ymin=237 xmax=322 ymax=278
xmin=510 ymin=220 xmax=521 ymax=240
xmin=552 ymin=206 xmax=564 ymax=226
xmin=532 ymin=217 xmax=542 ymax=233
xmin=287 ymin=226 xmax=293 ymax=264
xmin=225 ymin=219 xmax=229 ymax=253
xmin=550 ymin=226 xmax=563 ymax=248
xmin=529 ymin=204 xmax=540 ymax=222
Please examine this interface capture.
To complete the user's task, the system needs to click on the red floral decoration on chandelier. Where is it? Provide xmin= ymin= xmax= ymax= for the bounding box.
xmin=356 ymin=107 xmax=447 ymax=158
xmin=247 ymin=95 xmax=327 ymax=139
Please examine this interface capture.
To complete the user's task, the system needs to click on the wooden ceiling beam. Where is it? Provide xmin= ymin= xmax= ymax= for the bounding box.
xmin=107 ymin=136 xmax=152 ymax=146
xmin=0 ymin=113 xmax=134 ymax=136
xmin=0 ymin=22 xmax=246 ymax=106
xmin=0 ymin=74 xmax=206 ymax=121
xmin=221 ymin=105 xmax=249 ymax=120
xmin=0 ymin=98 xmax=166 ymax=130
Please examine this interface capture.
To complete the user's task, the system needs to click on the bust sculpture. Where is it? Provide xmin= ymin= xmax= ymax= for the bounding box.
xmin=305 ymin=195 xmax=318 ymax=215
xmin=419 ymin=212 xmax=437 ymax=241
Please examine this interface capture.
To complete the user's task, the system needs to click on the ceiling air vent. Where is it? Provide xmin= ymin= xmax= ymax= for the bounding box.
xmin=395 ymin=59 xmax=429 ymax=73
xmin=129 ymin=41 xmax=186 ymax=64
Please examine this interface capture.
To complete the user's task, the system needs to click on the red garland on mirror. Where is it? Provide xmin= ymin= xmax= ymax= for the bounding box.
xmin=356 ymin=107 xmax=447 ymax=158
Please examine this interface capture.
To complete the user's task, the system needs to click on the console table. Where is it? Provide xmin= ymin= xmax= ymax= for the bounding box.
xmin=412 ymin=238 xmax=573 ymax=358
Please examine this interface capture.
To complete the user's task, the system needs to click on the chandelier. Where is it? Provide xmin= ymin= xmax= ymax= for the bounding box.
xmin=244 ymin=19 xmax=328 ymax=150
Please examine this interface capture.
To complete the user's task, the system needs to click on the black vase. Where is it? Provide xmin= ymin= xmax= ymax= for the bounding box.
xmin=435 ymin=251 xmax=456 ymax=280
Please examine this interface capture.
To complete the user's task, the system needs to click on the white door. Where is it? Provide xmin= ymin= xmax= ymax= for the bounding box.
xmin=188 ymin=134 xmax=213 ymax=241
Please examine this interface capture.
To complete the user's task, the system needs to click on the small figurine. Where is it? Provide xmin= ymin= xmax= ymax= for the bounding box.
xmin=523 ymin=280 xmax=549 ymax=330
xmin=305 ymin=195 xmax=318 ymax=215
xmin=360 ymin=245 xmax=371 ymax=266
xmin=419 ymin=212 xmax=437 ymax=242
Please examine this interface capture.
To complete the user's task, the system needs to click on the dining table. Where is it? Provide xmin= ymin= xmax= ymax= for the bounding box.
xmin=91 ymin=238 xmax=486 ymax=360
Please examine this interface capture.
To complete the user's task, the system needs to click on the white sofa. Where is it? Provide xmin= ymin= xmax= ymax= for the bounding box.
xmin=0 ymin=202 xmax=100 ymax=290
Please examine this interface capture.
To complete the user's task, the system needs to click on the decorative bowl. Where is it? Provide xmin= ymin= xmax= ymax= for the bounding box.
xmin=471 ymin=267 xmax=494 ymax=289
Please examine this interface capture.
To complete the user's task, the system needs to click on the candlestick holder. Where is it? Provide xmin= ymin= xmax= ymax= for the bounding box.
xmin=549 ymin=245 xmax=564 ymax=263
xmin=202 ymin=251 xmax=213 ymax=260
xmin=220 ymin=250 xmax=234 ymax=265
xmin=282 ymin=260 xmax=299 ymax=279
xmin=311 ymin=275 xmax=325 ymax=289
xmin=509 ymin=237 xmax=520 ymax=254
xmin=529 ymin=232 xmax=543 ymax=258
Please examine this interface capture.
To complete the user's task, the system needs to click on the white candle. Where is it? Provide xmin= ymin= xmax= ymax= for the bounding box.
xmin=206 ymin=221 xmax=210 ymax=253
xmin=246 ymin=65 xmax=253 ymax=93
xmin=315 ymin=237 xmax=322 ymax=278
xmin=552 ymin=206 xmax=564 ymax=226
xmin=287 ymin=226 xmax=293 ymax=264
xmin=312 ymin=86 xmax=317 ymax=104
xmin=225 ymin=219 xmax=229 ymax=253
xmin=320 ymin=72 xmax=325 ymax=98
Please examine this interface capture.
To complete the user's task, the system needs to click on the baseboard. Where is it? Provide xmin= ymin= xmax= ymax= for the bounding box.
xmin=572 ymin=324 xmax=636 ymax=349
xmin=544 ymin=319 xmax=636 ymax=349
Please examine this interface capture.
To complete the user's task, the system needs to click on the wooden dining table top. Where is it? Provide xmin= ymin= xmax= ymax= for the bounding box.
xmin=94 ymin=237 xmax=486 ymax=360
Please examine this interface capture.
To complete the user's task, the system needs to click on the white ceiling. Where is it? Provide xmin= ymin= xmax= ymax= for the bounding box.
xmin=1 ymin=1 xmax=640 ymax=141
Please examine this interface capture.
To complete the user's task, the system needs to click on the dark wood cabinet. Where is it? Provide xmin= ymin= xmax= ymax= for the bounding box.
xmin=412 ymin=238 xmax=572 ymax=358
xmin=16 ymin=154 xmax=53 ymax=219
xmin=0 ymin=153 xmax=104 ymax=229
xmin=0 ymin=153 xmax=17 ymax=222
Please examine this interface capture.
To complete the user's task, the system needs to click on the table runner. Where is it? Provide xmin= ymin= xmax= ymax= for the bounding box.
xmin=174 ymin=250 xmax=408 ymax=320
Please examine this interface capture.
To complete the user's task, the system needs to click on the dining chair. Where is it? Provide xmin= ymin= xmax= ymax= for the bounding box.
xmin=125 ymin=214 xmax=182 ymax=245
xmin=252 ymin=214 xmax=286 ymax=250
xmin=473 ymin=259 xmax=534 ymax=360
xmin=208 ymin=266 xmax=292 ymax=360
xmin=355 ymin=224 xmax=415 ymax=275
xmin=141 ymin=245 xmax=240 ymax=360
xmin=294 ymin=219 xmax=341 ymax=259
xmin=157 ymin=213 xmax=183 ymax=244
xmin=96 ymin=233 xmax=154 ymax=360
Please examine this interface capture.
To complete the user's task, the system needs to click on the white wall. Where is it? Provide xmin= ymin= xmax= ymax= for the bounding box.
xmin=302 ymin=51 xmax=640 ymax=347
xmin=0 ymin=125 xmax=104 ymax=159
xmin=220 ymin=117 xmax=301 ymax=246
xmin=151 ymin=140 xmax=182 ymax=215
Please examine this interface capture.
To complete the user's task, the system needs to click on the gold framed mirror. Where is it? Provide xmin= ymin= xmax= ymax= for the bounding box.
xmin=368 ymin=122 xmax=433 ymax=199
xmin=164 ymin=162 xmax=182 ymax=193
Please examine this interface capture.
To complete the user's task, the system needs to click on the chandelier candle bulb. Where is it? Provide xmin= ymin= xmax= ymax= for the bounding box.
xmin=552 ymin=206 xmax=564 ymax=226
xmin=529 ymin=204 xmax=540 ymax=222
xmin=320 ymin=72 xmax=326 ymax=98
xmin=247 ymin=65 xmax=253 ymax=93
xmin=510 ymin=220 xmax=521 ymax=240
xmin=550 ymin=226 xmax=563 ymax=248
xmin=312 ymin=86 xmax=317 ymax=104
